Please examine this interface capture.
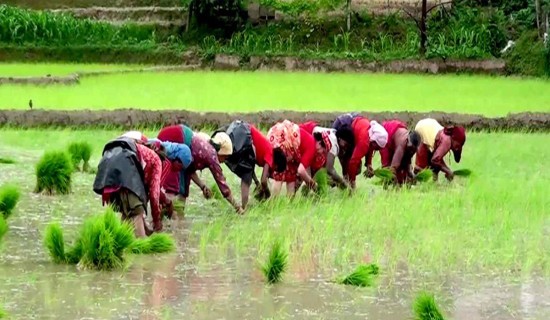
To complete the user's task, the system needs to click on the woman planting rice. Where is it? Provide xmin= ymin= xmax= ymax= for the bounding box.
xmin=93 ymin=137 xmax=191 ymax=237
xmin=299 ymin=121 xmax=349 ymax=189
xmin=377 ymin=120 xmax=422 ymax=184
xmin=414 ymin=118 xmax=467 ymax=181
xmin=267 ymin=120 xmax=325 ymax=196
xmin=213 ymin=120 xmax=287 ymax=209
xmin=155 ymin=124 xmax=194 ymax=198
xmin=177 ymin=131 xmax=244 ymax=214
xmin=333 ymin=115 xmax=388 ymax=189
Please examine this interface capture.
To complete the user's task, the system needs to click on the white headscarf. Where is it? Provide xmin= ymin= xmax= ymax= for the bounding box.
xmin=368 ymin=120 xmax=388 ymax=148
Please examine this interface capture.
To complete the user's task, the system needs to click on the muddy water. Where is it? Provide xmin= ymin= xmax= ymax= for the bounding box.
xmin=0 ymin=149 xmax=549 ymax=319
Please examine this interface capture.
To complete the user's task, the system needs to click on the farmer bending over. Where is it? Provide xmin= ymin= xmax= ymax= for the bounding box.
xmin=414 ymin=118 xmax=467 ymax=181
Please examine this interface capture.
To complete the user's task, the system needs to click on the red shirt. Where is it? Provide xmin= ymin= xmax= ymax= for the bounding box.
xmin=299 ymin=128 xmax=316 ymax=168
xmin=136 ymin=144 xmax=163 ymax=222
xmin=348 ymin=117 xmax=371 ymax=182
xmin=250 ymin=125 xmax=273 ymax=168
xmin=299 ymin=121 xmax=318 ymax=134
xmin=381 ymin=120 xmax=409 ymax=169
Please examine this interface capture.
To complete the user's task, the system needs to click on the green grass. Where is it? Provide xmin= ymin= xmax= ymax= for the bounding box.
xmin=128 ymin=233 xmax=176 ymax=254
xmin=0 ymin=63 xmax=145 ymax=77
xmin=413 ymin=292 xmax=446 ymax=320
xmin=0 ymin=157 xmax=15 ymax=164
xmin=0 ymin=215 xmax=7 ymax=242
xmin=1 ymin=71 xmax=550 ymax=115
xmin=0 ymin=184 xmax=20 ymax=219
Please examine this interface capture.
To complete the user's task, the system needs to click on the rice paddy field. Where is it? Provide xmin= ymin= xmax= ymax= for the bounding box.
xmin=0 ymin=64 xmax=549 ymax=319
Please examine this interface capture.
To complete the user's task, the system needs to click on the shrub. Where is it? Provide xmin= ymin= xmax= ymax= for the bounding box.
xmin=0 ymin=185 xmax=20 ymax=219
xmin=68 ymin=141 xmax=92 ymax=172
xmin=505 ymin=30 xmax=549 ymax=77
xmin=413 ymin=292 xmax=446 ymax=320
xmin=35 ymin=151 xmax=72 ymax=195
xmin=261 ymin=240 xmax=288 ymax=284
xmin=337 ymin=263 xmax=380 ymax=287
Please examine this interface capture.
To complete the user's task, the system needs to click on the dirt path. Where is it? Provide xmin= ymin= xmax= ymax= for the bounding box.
xmin=0 ymin=109 xmax=548 ymax=131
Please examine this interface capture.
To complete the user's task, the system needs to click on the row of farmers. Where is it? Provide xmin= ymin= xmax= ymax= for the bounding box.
xmin=93 ymin=113 xmax=467 ymax=237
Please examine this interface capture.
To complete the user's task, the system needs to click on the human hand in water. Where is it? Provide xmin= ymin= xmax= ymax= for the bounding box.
xmin=445 ymin=171 xmax=454 ymax=182
xmin=202 ymin=186 xmax=213 ymax=199
xmin=235 ymin=206 xmax=245 ymax=215
xmin=363 ymin=166 xmax=375 ymax=178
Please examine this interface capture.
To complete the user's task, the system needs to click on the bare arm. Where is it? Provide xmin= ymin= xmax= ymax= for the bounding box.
xmin=260 ymin=164 xmax=270 ymax=188
xmin=240 ymin=179 xmax=251 ymax=209
xmin=325 ymin=153 xmax=348 ymax=188
xmin=190 ymin=172 xmax=206 ymax=190
xmin=297 ymin=164 xmax=315 ymax=187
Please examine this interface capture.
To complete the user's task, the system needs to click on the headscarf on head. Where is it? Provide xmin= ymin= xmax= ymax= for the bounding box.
xmin=267 ymin=120 xmax=301 ymax=160
xmin=321 ymin=131 xmax=332 ymax=152
xmin=121 ymin=131 xmax=148 ymax=144
xmin=147 ymin=139 xmax=193 ymax=169
xmin=211 ymin=132 xmax=233 ymax=156
xmin=450 ymin=126 xmax=466 ymax=163
xmin=368 ymin=120 xmax=388 ymax=148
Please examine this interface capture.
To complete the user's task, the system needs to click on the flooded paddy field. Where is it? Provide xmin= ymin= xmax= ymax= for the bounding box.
xmin=0 ymin=129 xmax=548 ymax=319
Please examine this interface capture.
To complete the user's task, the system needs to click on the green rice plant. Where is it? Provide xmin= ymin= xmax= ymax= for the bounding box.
xmin=0 ymin=157 xmax=15 ymax=164
xmin=413 ymin=292 xmax=446 ymax=320
xmin=210 ymin=183 xmax=223 ymax=200
xmin=374 ymin=168 xmax=395 ymax=180
xmin=0 ymin=306 xmax=6 ymax=318
xmin=0 ymin=215 xmax=7 ymax=242
xmin=44 ymin=223 xmax=67 ymax=264
xmin=0 ymin=185 xmax=20 ymax=219
xmin=453 ymin=169 xmax=472 ymax=177
xmin=314 ymin=169 xmax=328 ymax=196
xmin=35 ymin=151 xmax=72 ymax=195
xmin=77 ymin=208 xmax=135 ymax=270
xmin=129 ymin=233 xmax=176 ymax=254
xmin=336 ymin=263 xmax=379 ymax=287
xmin=415 ymin=169 xmax=434 ymax=182
xmin=261 ymin=241 xmax=288 ymax=284
xmin=67 ymin=141 xmax=92 ymax=172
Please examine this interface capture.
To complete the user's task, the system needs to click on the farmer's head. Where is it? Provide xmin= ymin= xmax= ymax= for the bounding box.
xmin=313 ymin=131 xmax=330 ymax=154
xmin=335 ymin=127 xmax=354 ymax=153
xmin=210 ymin=132 xmax=233 ymax=162
xmin=272 ymin=147 xmax=287 ymax=173
xmin=156 ymin=141 xmax=192 ymax=172
xmin=368 ymin=120 xmax=388 ymax=151
xmin=407 ymin=130 xmax=422 ymax=152
xmin=444 ymin=126 xmax=466 ymax=163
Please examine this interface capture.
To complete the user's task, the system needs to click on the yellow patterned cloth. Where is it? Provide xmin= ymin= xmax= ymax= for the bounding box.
xmin=415 ymin=118 xmax=444 ymax=151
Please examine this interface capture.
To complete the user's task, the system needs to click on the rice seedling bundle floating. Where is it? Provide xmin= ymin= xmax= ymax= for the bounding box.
xmin=67 ymin=141 xmax=93 ymax=172
xmin=336 ymin=263 xmax=380 ymax=287
xmin=35 ymin=151 xmax=72 ymax=195
xmin=0 ymin=185 xmax=20 ymax=219
xmin=44 ymin=208 xmax=177 ymax=270
xmin=453 ymin=169 xmax=472 ymax=177
xmin=415 ymin=169 xmax=433 ymax=182
xmin=413 ymin=292 xmax=446 ymax=320
xmin=261 ymin=241 xmax=288 ymax=284
xmin=0 ymin=157 xmax=15 ymax=164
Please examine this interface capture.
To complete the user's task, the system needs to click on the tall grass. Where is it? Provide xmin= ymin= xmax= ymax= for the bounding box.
xmin=35 ymin=151 xmax=72 ymax=195
xmin=0 ymin=5 xmax=157 ymax=46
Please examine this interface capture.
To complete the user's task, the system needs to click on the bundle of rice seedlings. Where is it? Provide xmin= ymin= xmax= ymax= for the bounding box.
xmin=415 ymin=169 xmax=433 ymax=183
xmin=129 ymin=233 xmax=176 ymax=254
xmin=261 ymin=241 xmax=288 ymax=284
xmin=374 ymin=168 xmax=394 ymax=180
xmin=413 ymin=292 xmax=446 ymax=320
xmin=67 ymin=142 xmax=93 ymax=172
xmin=314 ymin=169 xmax=329 ymax=196
xmin=0 ymin=185 xmax=20 ymax=219
xmin=77 ymin=208 xmax=135 ymax=270
xmin=44 ymin=223 xmax=67 ymax=264
xmin=35 ymin=151 xmax=72 ymax=195
xmin=210 ymin=183 xmax=223 ymax=200
xmin=453 ymin=169 xmax=472 ymax=177
xmin=0 ymin=157 xmax=15 ymax=164
xmin=0 ymin=216 xmax=7 ymax=242
xmin=337 ymin=263 xmax=380 ymax=287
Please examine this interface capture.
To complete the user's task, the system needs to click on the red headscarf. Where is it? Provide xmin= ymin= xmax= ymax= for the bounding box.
xmin=321 ymin=131 xmax=332 ymax=152
xmin=450 ymin=126 xmax=466 ymax=163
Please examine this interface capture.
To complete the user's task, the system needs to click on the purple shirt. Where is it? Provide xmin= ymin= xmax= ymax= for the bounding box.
xmin=190 ymin=135 xmax=231 ymax=198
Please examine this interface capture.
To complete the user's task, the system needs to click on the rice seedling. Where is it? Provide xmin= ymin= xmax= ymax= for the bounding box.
xmin=35 ymin=151 xmax=72 ymax=195
xmin=261 ymin=241 xmax=288 ymax=284
xmin=413 ymin=292 xmax=446 ymax=320
xmin=0 ymin=157 xmax=15 ymax=164
xmin=210 ymin=183 xmax=223 ymax=200
xmin=314 ymin=169 xmax=329 ymax=196
xmin=374 ymin=168 xmax=395 ymax=182
xmin=0 ymin=306 xmax=6 ymax=318
xmin=44 ymin=223 xmax=67 ymax=264
xmin=128 ymin=233 xmax=176 ymax=254
xmin=415 ymin=169 xmax=434 ymax=182
xmin=0 ymin=216 xmax=7 ymax=242
xmin=67 ymin=141 xmax=92 ymax=172
xmin=0 ymin=185 xmax=20 ymax=219
xmin=336 ymin=263 xmax=380 ymax=287
xmin=453 ymin=169 xmax=472 ymax=177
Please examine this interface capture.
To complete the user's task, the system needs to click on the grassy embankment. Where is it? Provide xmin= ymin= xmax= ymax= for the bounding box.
xmin=0 ymin=129 xmax=548 ymax=278
xmin=1 ymin=66 xmax=550 ymax=116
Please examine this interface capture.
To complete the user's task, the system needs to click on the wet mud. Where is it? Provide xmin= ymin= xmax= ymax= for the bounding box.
xmin=0 ymin=109 xmax=548 ymax=131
